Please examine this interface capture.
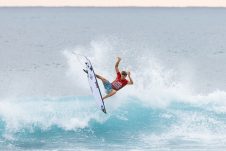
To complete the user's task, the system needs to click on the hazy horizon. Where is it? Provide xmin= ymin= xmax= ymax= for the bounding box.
xmin=0 ymin=6 xmax=226 ymax=8
xmin=1 ymin=0 xmax=226 ymax=7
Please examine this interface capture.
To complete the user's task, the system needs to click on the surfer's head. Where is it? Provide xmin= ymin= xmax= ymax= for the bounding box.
xmin=121 ymin=71 xmax=127 ymax=79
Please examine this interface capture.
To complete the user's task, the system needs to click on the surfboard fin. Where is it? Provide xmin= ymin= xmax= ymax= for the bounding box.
xmin=83 ymin=69 xmax=88 ymax=74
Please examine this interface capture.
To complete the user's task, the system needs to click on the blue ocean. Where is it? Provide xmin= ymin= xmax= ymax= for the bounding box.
xmin=1 ymin=7 xmax=226 ymax=150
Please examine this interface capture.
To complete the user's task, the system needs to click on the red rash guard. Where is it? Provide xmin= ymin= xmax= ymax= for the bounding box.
xmin=111 ymin=72 xmax=128 ymax=91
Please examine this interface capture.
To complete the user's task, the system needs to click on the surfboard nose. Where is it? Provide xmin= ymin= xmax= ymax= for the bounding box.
xmin=102 ymin=108 xmax=107 ymax=114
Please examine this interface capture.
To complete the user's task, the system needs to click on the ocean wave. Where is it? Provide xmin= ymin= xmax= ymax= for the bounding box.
xmin=0 ymin=93 xmax=226 ymax=136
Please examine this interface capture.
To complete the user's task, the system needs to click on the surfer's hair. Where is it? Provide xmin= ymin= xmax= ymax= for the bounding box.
xmin=121 ymin=71 xmax=127 ymax=76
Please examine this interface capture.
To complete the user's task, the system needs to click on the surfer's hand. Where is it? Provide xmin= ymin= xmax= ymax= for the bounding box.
xmin=127 ymin=71 xmax=131 ymax=76
xmin=117 ymin=57 xmax=121 ymax=62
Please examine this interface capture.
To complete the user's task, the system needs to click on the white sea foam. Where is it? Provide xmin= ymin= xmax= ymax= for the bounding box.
xmin=0 ymin=97 xmax=108 ymax=135
xmin=63 ymin=40 xmax=226 ymax=111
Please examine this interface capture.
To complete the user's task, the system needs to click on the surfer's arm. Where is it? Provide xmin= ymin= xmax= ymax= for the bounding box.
xmin=103 ymin=90 xmax=117 ymax=100
xmin=127 ymin=71 xmax=133 ymax=85
xmin=115 ymin=57 xmax=121 ymax=73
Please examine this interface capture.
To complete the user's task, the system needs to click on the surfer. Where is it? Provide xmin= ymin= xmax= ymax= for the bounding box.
xmin=95 ymin=57 xmax=133 ymax=100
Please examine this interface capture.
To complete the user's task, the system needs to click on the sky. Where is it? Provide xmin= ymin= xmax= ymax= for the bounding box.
xmin=0 ymin=0 xmax=226 ymax=7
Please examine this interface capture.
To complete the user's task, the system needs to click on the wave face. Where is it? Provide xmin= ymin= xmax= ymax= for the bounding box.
xmin=1 ymin=93 xmax=226 ymax=151
xmin=1 ymin=7 xmax=226 ymax=150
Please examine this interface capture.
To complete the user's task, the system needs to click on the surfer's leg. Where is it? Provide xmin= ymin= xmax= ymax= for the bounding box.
xmin=96 ymin=74 xmax=108 ymax=83
xmin=103 ymin=90 xmax=117 ymax=100
xmin=96 ymin=74 xmax=113 ymax=95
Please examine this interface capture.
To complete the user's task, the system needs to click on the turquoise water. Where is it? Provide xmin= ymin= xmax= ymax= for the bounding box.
xmin=1 ymin=7 xmax=226 ymax=150
xmin=1 ymin=95 xmax=226 ymax=150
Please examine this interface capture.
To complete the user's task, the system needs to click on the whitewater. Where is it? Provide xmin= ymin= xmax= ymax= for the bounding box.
xmin=0 ymin=7 xmax=226 ymax=150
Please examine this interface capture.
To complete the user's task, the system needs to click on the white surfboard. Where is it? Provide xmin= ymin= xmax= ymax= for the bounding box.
xmin=83 ymin=57 xmax=107 ymax=113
